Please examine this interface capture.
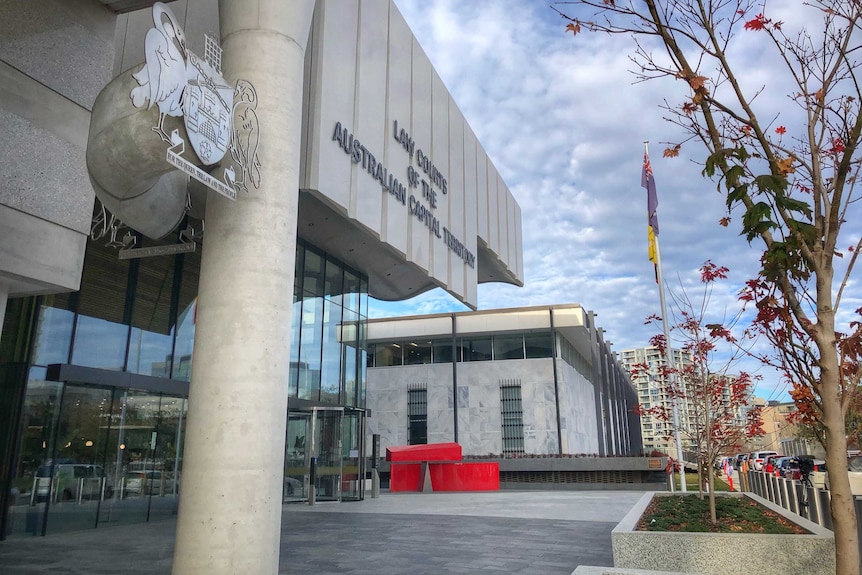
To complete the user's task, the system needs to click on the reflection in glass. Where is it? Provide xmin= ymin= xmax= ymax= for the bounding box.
xmin=303 ymin=249 xmax=324 ymax=298
xmin=432 ymin=339 xmax=454 ymax=363
xmin=172 ymin=299 xmax=196 ymax=381
xmin=324 ymin=257 xmax=343 ymax=307
xmin=45 ymin=385 xmax=113 ymax=535
xmin=71 ymin=316 xmax=128 ymax=371
xmin=343 ymin=270 xmax=360 ymax=313
xmin=372 ymin=343 xmax=402 ymax=367
xmin=284 ymin=413 xmax=310 ymax=501
xmin=320 ymin=300 xmax=342 ymax=404
xmin=4 ymin=373 xmax=61 ymax=538
xmin=32 ymin=297 xmax=75 ymax=366
xmin=525 ymin=332 xmax=553 ymax=359
xmin=405 ymin=340 xmax=431 ymax=365
xmin=341 ymin=309 xmax=358 ymax=406
xmin=127 ymin=250 xmax=176 ymax=377
xmin=493 ymin=335 xmax=524 ymax=360
xmin=288 ymin=300 xmax=302 ymax=397
xmin=462 ymin=337 xmax=492 ymax=362
xmin=298 ymin=297 xmax=323 ymax=401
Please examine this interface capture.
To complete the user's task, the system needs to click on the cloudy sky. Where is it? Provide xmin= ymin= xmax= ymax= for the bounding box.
xmin=369 ymin=1 xmax=859 ymax=402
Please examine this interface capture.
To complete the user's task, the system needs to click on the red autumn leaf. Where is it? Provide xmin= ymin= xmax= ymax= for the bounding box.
xmin=744 ymin=13 xmax=769 ymax=31
xmin=566 ymin=22 xmax=581 ymax=35
xmin=828 ymin=137 xmax=846 ymax=154
xmin=775 ymin=126 xmax=786 ymax=135
xmin=663 ymin=145 xmax=680 ymax=158
xmin=719 ymin=216 xmax=731 ymax=227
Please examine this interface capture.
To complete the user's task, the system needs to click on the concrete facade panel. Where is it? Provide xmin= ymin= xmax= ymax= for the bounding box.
xmin=0 ymin=0 xmax=115 ymax=110
xmin=307 ymin=0 xmax=358 ymax=213
xmin=0 ymin=204 xmax=87 ymax=294
xmin=380 ymin=4 xmax=411 ymax=256
xmin=0 ymin=97 xmax=93 ymax=236
xmin=353 ymin=0 xmax=389 ymax=237
xmin=456 ymin=309 xmax=551 ymax=335
xmin=430 ymin=71 xmax=449 ymax=283
xmin=487 ymin=160 xmax=499 ymax=256
xmin=462 ymin=125 xmax=478 ymax=304
xmin=476 ymin=147 xmax=489 ymax=242
xmin=446 ymin=101 xmax=465 ymax=297
xmin=408 ymin=37 xmax=432 ymax=274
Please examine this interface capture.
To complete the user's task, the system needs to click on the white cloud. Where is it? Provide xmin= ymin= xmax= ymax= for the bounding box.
xmin=374 ymin=0 xmax=861 ymax=401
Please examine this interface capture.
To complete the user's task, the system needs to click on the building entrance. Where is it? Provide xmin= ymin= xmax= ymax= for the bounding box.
xmin=283 ymin=407 xmax=365 ymax=503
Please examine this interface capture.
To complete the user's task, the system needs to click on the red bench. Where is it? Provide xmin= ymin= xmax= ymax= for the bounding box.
xmin=386 ymin=442 xmax=499 ymax=492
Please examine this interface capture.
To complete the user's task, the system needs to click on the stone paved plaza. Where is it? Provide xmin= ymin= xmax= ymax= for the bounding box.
xmin=0 ymin=490 xmax=645 ymax=574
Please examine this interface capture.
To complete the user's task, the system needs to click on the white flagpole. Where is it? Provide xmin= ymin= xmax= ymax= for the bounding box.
xmin=645 ymin=141 xmax=687 ymax=492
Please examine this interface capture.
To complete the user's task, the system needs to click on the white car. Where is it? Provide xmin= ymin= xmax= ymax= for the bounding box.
xmin=828 ymin=454 xmax=862 ymax=495
xmin=124 ymin=470 xmax=177 ymax=496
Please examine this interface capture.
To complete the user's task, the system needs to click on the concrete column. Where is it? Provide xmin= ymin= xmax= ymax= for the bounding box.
xmin=172 ymin=2 xmax=316 ymax=574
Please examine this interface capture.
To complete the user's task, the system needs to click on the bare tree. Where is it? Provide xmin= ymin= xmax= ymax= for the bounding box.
xmin=554 ymin=1 xmax=862 ymax=572
xmin=634 ymin=261 xmax=763 ymax=522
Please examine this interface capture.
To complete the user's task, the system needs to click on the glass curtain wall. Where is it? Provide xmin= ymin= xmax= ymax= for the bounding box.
xmin=1 ymin=230 xmax=368 ymax=538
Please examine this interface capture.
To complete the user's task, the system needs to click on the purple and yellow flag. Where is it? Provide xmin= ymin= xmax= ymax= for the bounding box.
xmin=642 ymin=151 xmax=659 ymax=268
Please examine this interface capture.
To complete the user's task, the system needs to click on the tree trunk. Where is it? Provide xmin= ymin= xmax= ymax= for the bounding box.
xmin=816 ymin=312 xmax=859 ymax=575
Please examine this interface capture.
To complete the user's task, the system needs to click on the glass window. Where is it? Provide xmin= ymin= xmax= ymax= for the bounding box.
xmin=324 ymin=257 xmax=344 ymax=307
xmin=288 ymin=299 xmax=302 ymax=398
xmin=71 ymin=241 xmax=132 ymax=371
xmin=432 ymin=339 xmax=453 ymax=363
xmin=171 ymin=248 xmax=200 ymax=381
xmin=462 ymin=337 xmax=492 ymax=362
xmin=343 ymin=269 xmax=361 ymax=313
xmin=320 ymin=300 xmax=343 ymax=404
xmin=128 ymin=244 xmax=177 ymax=377
xmin=45 ymin=385 xmax=113 ymax=535
xmin=501 ymin=385 xmax=525 ymax=454
xmin=493 ymin=335 xmax=524 ymax=360
xmin=303 ymin=249 xmax=325 ymax=298
xmin=341 ymin=308 xmax=359 ymax=406
xmin=407 ymin=387 xmax=427 ymax=445
xmin=524 ymin=332 xmax=553 ymax=359
xmin=405 ymin=341 xmax=431 ymax=365
xmin=298 ymin=296 xmax=323 ymax=401
xmin=294 ymin=242 xmax=305 ymax=303
xmin=373 ymin=343 xmax=402 ymax=366
xmin=31 ymin=294 xmax=75 ymax=366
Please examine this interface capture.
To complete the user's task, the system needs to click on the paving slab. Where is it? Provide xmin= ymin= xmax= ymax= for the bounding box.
xmin=0 ymin=490 xmax=645 ymax=574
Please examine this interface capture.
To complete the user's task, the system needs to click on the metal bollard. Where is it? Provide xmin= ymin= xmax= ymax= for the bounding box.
xmin=308 ymin=457 xmax=317 ymax=506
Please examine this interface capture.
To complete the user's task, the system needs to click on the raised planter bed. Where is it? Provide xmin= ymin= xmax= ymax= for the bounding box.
xmin=612 ymin=492 xmax=834 ymax=575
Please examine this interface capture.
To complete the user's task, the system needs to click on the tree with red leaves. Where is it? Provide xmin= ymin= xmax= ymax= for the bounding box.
xmin=554 ymin=1 xmax=862 ymax=571
xmin=633 ymin=261 xmax=763 ymax=523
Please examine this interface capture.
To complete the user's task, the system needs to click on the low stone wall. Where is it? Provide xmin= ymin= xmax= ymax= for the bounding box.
xmin=611 ymin=492 xmax=835 ymax=575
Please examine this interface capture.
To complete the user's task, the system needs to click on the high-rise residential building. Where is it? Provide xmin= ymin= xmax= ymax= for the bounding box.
xmin=619 ymin=346 xmax=695 ymax=454
xmin=620 ymin=346 xmax=761 ymax=456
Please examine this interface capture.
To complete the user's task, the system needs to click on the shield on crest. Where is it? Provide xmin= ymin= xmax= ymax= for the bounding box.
xmin=183 ymin=51 xmax=233 ymax=166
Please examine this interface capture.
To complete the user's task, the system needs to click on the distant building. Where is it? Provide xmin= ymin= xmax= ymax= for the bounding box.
xmin=366 ymin=304 xmax=642 ymax=457
xmin=620 ymin=346 xmax=759 ymax=456
xmin=758 ymin=400 xmax=825 ymax=458
xmin=619 ymin=346 xmax=694 ymax=454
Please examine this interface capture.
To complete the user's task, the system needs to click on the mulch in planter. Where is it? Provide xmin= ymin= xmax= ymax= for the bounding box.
xmin=636 ymin=494 xmax=808 ymax=534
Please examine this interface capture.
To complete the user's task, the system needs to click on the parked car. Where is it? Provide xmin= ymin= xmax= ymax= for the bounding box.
xmin=774 ymin=456 xmax=795 ymax=478
xmin=749 ymin=450 xmax=778 ymax=471
xmin=35 ymin=463 xmax=114 ymax=501
xmin=734 ymin=453 xmax=749 ymax=469
xmin=283 ymin=475 xmax=303 ymax=498
xmin=826 ymin=453 xmax=862 ymax=495
xmin=763 ymin=454 xmax=784 ymax=473
xmin=124 ymin=470 xmax=176 ymax=496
